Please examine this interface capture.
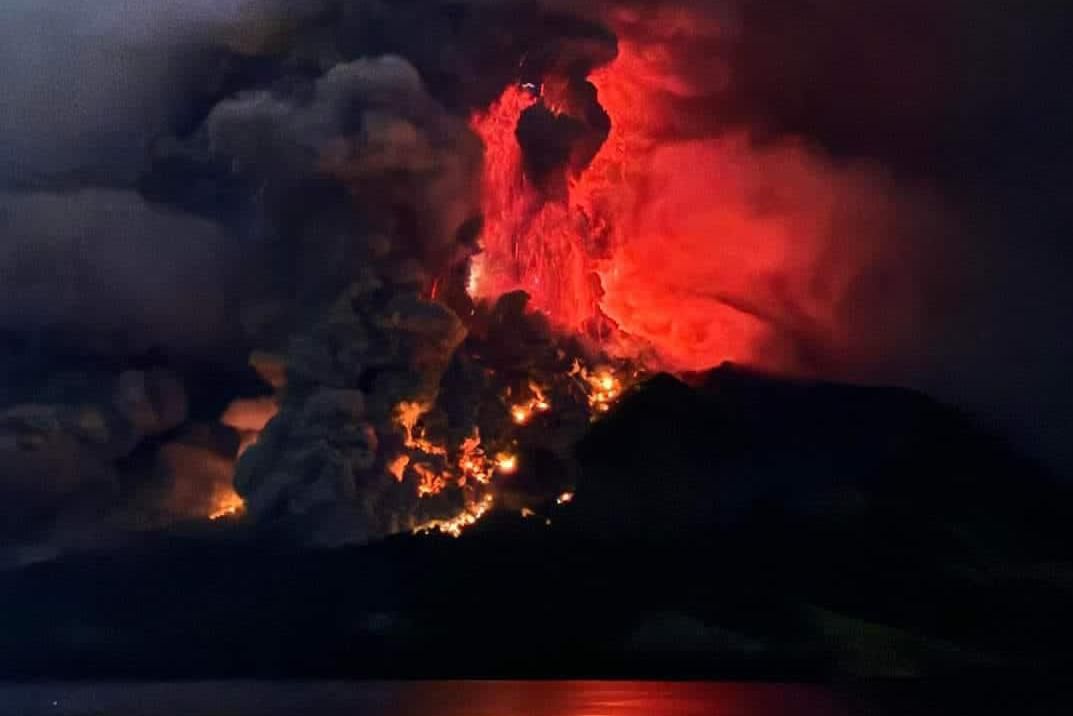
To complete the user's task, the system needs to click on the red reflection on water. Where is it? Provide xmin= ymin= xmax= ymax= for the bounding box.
xmin=4 ymin=681 xmax=850 ymax=716
xmin=395 ymin=681 xmax=847 ymax=716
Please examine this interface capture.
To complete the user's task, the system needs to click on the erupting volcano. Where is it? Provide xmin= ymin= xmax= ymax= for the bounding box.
xmin=0 ymin=0 xmax=1011 ymax=559
xmin=218 ymin=13 xmax=920 ymax=539
xmin=3 ymin=0 xmax=1071 ymax=690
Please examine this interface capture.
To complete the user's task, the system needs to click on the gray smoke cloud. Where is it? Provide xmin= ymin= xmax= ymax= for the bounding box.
xmin=0 ymin=189 xmax=236 ymax=357
xmin=0 ymin=0 xmax=322 ymax=560
xmin=0 ymin=0 xmax=299 ymax=358
xmin=0 ymin=0 xmax=295 ymax=186
xmin=0 ymin=0 xmax=494 ymax=557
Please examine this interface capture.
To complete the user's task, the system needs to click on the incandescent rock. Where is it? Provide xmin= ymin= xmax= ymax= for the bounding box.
xmin=234 ymin=278 xmax=470 ymax=545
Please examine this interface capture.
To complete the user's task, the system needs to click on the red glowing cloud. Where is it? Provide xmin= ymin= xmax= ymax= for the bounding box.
xmin=469 ymin=13 xmax=936 ymax=378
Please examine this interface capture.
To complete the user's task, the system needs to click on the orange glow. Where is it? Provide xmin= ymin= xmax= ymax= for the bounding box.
xmin=557 ymin=491 xmax=575 ymax=505
xmin=396 ymin=401 xmax=448 ymax=457
xmin=530 ymin=382 xmax=552 ymax=412
xmin=391 ymin=402 xmax=519 ymax=534
xmin=570 ymin=360 xmax=628 ymax=415
xmin=509 ymin=381 xmax=552 ymax=425
xmin=457 ymin=429 xmax=495 ymax=485
xmin=415 ymin=494 xmax=496 ymax=538
xmin=221 ymin=396 xmax=280 ymax=458
xmin=220 ymin=396 xmax=278 ymax=433
xmin=495 ymin=452 xmax=518 ymax=475
xmin=414 ymin=463 xmax=449 ymax=498
xmin=209 ymin=487 xmax=245 ymax=521
xmin=387 ymin=454 xmax=411 ymax=483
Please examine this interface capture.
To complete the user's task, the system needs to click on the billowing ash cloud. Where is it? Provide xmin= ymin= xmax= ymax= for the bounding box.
xmin=204 ymin=54 xmax=482 ymax=280
xmin=0 ymin=0 xmax=501 ymax=556
xmin=0 ymin=0 xmax=1070 ymax=562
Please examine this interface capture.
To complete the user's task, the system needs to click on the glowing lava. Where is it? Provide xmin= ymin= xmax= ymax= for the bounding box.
xmin=396 ymin=401 xmax=449 ymax=458
xmin=570 ymin=361 xmax=630 ymax=415
xmin=494 ymin=452 xmax=518 ymax=474
xmin=387 ymin=454 xmax=411 ymax=483
xmin=415 ymin=493 xmax=496 ymax=539
xmin=458 ymin=429 xmax=498 ymax=485
xmin=470 ymin=85 xmax=604 ymax=337
xmin=509 ymin=381 xmax=552 ymax=425
xmin=209 ymin=487 xmax=245 ymax=521
xmin=390 ymin=402 xmax=521 ymax=536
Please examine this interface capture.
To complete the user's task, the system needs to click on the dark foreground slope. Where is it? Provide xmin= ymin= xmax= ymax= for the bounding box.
xmin=1 ymin=367 xmax=1070 ymax=680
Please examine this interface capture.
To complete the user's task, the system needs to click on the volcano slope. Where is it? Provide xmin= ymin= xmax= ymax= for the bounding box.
xmin=2 ymin=365 xmax=1070 ymax=680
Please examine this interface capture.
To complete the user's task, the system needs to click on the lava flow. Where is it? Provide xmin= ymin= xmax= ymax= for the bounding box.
xmin=209 ymin=486 xmax=245 ymax=521
xmin=391 ymin=400 xmax=518 ymax=536
xmin=509 ymin=381 xmax=552 ymax=426
xmin=570 ymin=360 xmax=627 ymax=415
xmin=387 ymin=362 xmax=631 ymax=537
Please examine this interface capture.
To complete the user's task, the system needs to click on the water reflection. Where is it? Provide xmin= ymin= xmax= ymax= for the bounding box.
xmin=396 ymin=682 xmax=846 ymax=716
xmin=3 ymin=681 xmax=848 ymax=716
